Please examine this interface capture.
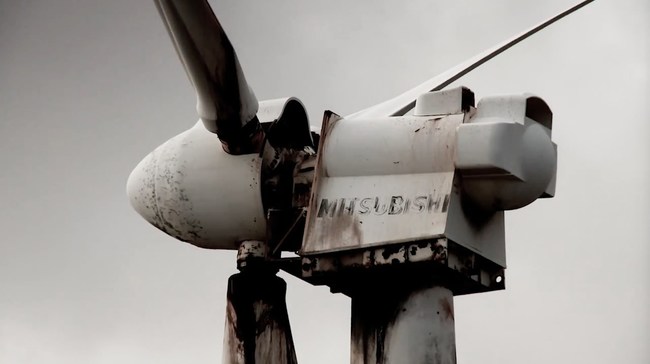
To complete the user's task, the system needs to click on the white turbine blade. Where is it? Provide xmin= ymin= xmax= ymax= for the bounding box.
xmin=347 ymin=0 xmax=595 ymax=119
xmin=154 ymin=0 xmax=261 ymax=154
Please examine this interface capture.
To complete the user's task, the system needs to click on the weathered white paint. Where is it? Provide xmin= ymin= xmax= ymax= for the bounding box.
xmin=351 ymin=285 xmax=456 ymax=364
xmin=302 ymin=110 xmax=462 ymax=255
xmin=457 ymin=94 xmax=557 ymax=210
xmin=257 ymin=97 xmax=302 ymax=124
xmin=322 ymin=115 xmax=462 ymax=177
xmin=414 ymin=87 xmax=471 ymax=117
xmin=126 ymin=121 xmax=266 ymax=250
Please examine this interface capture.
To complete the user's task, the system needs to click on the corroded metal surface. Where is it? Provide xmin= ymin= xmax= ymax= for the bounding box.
xmin=127 ymin=122 xmax=266 ymax=250
xmin=237 ymin=240 xmax=269 ymax=270
xmin=351 ymin=284 xmax=456 ymax=364
xmin=222 ymin=273 xmax=298 ymax=364
xmin=302 ymin=111 xmax=461 ymax=255
xmin=295 ymin=238 xmax=505 ymax=296
xmin=302 ymin=238 xmax=447 ymax=276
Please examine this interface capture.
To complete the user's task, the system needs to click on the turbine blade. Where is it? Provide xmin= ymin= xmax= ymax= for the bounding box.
xmin=347 ymin=0 xmax=595 ymax=119
xmin=154 ymin=0 xmax=262 ymax=154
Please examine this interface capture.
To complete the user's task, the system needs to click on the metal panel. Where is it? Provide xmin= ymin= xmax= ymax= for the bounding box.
xmin=322 ymin=115 xmax=460 ymax=177
xmin=302 ymin=113 xmax=462 ymax=255
xmin=303 ymin=173 xmax=454 ymax=254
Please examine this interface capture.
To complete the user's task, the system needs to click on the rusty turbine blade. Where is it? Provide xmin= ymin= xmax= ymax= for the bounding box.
xmin=153 ymin=0 xmax=263 ymax=154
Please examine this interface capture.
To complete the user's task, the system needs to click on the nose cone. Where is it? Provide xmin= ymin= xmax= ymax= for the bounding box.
xmin=126 ymin=122 xmax=267 ymax=250
xmin=126 ymin=149 xmax=162 ymax=234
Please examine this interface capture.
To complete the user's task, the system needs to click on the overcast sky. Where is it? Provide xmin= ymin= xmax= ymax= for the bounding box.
xmin=1 ymin=0 xmax=648 ymax=363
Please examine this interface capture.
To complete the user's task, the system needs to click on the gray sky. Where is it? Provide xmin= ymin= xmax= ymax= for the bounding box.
xmin=1 ymin=0 xmax=648 ymax=363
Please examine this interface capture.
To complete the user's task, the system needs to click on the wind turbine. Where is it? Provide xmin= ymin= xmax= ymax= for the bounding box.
xmin=126 ymin=1 xmax=595 ymax=363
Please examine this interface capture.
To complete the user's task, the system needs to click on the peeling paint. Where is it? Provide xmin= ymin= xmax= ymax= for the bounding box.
xmin=222 ymin=273 xmax=298 ymax=364
xmin=351 ymin=285 xmax=456 ymax=364
xmin=126 ymin=122 xmax=267 ymax=250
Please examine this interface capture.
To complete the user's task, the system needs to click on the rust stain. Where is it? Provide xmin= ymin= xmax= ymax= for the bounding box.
xmin=223 ymin=300 xmax=245 ymax=362
xmin=316 ymin=213 xmax=364 ymax=251
xmin=139 ymin=141 xmax=206 ymax=245
xmin=439 ymin=297 xmax=454 ymax=321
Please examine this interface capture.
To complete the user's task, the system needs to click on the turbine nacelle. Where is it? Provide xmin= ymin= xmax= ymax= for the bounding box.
xmin=301 ymin=87 xmax=556 ymax=280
